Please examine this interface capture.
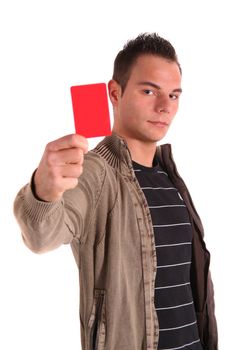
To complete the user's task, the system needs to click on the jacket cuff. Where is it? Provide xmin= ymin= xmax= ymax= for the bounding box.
xmin=21 ymin=172 xmax=63 ymax=223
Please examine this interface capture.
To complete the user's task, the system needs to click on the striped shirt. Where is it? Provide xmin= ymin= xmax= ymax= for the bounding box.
xmin=133 ymin=160 xmax=203 ymax=350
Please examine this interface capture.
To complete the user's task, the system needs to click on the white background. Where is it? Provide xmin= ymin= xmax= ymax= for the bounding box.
xmin=0 ymin=0 xmax=231 ymax=348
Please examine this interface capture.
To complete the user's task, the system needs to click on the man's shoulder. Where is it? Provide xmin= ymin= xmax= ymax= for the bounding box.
xmin=85 ymin=150 xmax=105 ymax=165
xmin=82 ymin=149 xmax=117 ymax=183
xmin=81 ymin=151 xmax=106 ymax=181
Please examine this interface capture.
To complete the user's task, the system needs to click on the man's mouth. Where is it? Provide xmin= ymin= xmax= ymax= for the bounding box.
xmin=147 ymin=121 xmax=169 ymax=127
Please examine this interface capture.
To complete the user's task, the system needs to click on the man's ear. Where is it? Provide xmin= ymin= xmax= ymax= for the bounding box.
xmin=108 ymin=79 xmax=122 ymax=107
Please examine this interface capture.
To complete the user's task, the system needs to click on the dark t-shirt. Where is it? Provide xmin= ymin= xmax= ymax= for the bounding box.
xmin=133 ymin=159 xmax=203 ymax=350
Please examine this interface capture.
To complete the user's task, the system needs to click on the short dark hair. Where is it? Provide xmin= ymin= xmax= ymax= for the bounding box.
xmin=112 ymin=33 xmax=181 ymax=94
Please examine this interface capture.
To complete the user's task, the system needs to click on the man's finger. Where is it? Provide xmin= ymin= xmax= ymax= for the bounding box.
xmin=46 ymin=148 xmax=84 ymax=166
xmin=60 ymin=164 xmax=84 ymax=178
xmin=46 ymin=134 xmax=89 ymax=153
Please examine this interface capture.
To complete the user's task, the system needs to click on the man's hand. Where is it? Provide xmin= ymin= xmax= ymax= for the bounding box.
xmin=34 ymin=134 xmax=88 ymax=202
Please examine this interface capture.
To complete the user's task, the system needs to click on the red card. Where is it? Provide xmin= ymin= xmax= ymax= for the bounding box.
xmin=70 ymin=83 xmax=111 ymax=138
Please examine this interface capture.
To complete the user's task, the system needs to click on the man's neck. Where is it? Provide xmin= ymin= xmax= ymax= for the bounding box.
xmin=122 ymin=137 xmax=157 ymax=168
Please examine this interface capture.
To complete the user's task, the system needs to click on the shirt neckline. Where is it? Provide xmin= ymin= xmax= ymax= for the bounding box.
xmin=132 ymin=159 xmax=160 ymax=173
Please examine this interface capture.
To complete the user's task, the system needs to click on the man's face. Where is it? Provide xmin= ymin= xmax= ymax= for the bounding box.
xmin=110 ymin=54 xmax=182 ymax=144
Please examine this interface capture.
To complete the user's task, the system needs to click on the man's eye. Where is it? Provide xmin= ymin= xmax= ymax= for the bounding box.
xmin=170 ymin=94 xmax=179 ymax=100
xmin=143 ymin=89 xmax=154 ymax=95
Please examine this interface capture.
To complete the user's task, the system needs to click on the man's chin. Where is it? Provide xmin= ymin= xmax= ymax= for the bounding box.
xmin=145 ymin=132 xmax=168 ymax=143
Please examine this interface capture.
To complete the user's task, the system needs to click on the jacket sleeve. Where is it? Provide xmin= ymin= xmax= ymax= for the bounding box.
xmin=13 ymin=153 xmax=106 ymax=253
xmin=205 ymin=270 xmax=218 ymax=350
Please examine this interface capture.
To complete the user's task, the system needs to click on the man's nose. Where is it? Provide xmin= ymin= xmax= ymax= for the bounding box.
xmin=154 ymin=95 xmax=171 ymax=114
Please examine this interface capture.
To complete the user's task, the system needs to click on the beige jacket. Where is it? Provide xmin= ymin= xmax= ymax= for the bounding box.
xmin=14 ymin=134 xmax=218 ymax=350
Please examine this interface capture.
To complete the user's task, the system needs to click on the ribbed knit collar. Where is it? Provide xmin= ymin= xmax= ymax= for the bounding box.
xmin=92 ymin=133 xmax=133 ymax=174
xmin=92 ymin=132 xmax=171 ymax=176
xmin=92 ymin=133 xmax=204 ymax=238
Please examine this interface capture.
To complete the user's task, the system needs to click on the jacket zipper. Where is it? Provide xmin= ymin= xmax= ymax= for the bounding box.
xmin=90 ymin=294 xmax=104 ymax=350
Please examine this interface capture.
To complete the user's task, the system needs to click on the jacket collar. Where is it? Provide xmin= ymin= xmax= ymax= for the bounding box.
xmin=93 ymin=132 xmax=204 ymax=237
xmin=93 ymin=132 xmax=171 ymax=173
xmin=92 ymin=133 xmax=134 ymax=175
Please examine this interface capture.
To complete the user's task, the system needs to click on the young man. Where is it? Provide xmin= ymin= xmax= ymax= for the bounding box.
xmin=14 ymin=33 xmax=218 ymax=350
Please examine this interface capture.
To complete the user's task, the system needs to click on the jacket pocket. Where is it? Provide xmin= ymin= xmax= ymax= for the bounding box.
xmin=88 ymin=289 xmax=106 ymax=350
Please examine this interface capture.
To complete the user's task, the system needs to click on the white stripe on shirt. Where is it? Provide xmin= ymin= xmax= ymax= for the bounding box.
xmin=149 ymin=205 xmax=186 ymax=209
xmin=153 ymin=223 xmax=191 ymax=228
xmin=159 ymin=339 xmax=200 ymax=350
xmin=155 ymin=282 xmax=190 ymax=290
xmin=159 ymin=320 xmax=197 ymax=332
xmin=157 ymin=171 xmax=168 ymax=176
xmin=156 ymin=301 xmax=194 ymax=311
xmin=141 ymin=186 xmax=177 ymax=190
xmin=157 ymin=262 xmax=191 ymax=269
xmin=156 ymin=242 xmax=192 ymax=248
